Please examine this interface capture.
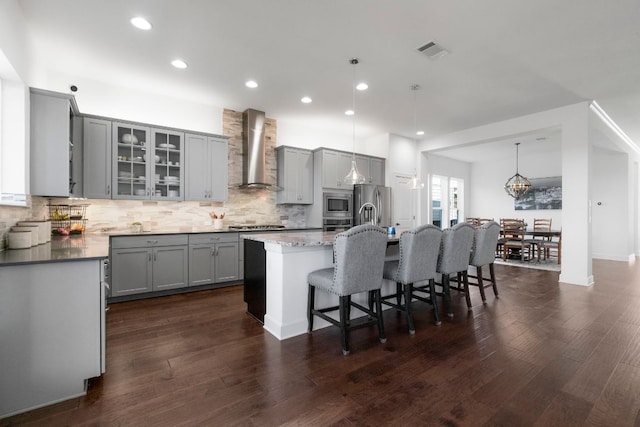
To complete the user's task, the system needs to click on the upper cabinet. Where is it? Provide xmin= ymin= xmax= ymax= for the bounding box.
xmin=315 ymin=148 xmax=385 ymax=190
xmin=112 ymin=122 xmax=184 ymax=200
xmin=184 ymin=133 xmax=228 ymax=201
xmin=319 ymin=149 xmax=353 ymax=190
xmin=276 ymin=146 xmax=313 ymax=204
xmin=83 ymin=117 xmax=112 ymax=199
xmin=30 ymin=88 xmax=81 ymax=197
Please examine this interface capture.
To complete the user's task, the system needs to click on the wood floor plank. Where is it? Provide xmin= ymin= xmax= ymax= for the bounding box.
xmin=5 ymin=262 xmax=640 ymax=426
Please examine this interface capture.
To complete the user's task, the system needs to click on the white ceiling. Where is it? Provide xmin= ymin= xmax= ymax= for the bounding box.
xmin=17 ymin=0 xmax=640 ymax=152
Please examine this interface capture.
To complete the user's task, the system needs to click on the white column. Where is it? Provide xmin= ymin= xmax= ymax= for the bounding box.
xmin=559 ymin=103 xmax=593 ymax=285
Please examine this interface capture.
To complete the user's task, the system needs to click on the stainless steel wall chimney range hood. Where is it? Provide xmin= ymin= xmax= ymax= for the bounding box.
xmin=239 ymin=109 xmax=277 ymax=190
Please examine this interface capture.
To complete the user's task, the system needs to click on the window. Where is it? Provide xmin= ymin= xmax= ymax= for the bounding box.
xmin=0 ymin=52 xmax=29 ymax=206
xmin=430 ymin=175 xmax=464 ymax=229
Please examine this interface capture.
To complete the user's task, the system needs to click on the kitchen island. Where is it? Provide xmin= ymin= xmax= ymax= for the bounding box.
xmin=0 ymin=235 xmax=108 ymax=419
xmin=242 ymin=230 xmax=399 ymax=340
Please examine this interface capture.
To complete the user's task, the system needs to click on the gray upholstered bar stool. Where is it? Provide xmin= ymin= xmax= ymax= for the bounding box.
xmin=467 ymin=221 xmax=501 ymax=306
xmin=307 ymin=224 xmax=388 ymax=355
xmin=381 ymin=224 xmax=443 ymax=334
xmin=436 ymin=222 xmax=476 ymax=315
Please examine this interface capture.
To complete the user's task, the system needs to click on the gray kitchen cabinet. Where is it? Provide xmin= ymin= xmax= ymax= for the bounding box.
xmin=356 ymin=155 xmax=385 ymax=185
xmin=29 ymin=88 xmax=80 ymax=197
xmin=112 ymin=123 xmax=184 ymax=200
xmin=184 ymin=134 xmax=228 ymax=201
xmin=319 ymin=149 xmax=353 ymax=189
xmin=188 ymin=233 xmax=238 ymax=286
xmin=83 ymin=117 xmax=112 ymax=198
xmin=355 ymin=155 xmax=370 ymax=183
xmin=110 ymin=235 xmax=188 ymax=297
xmin=276 ymin=146 xmax=313 ymax=204
xmin=110 ymin=247 xmax=153 ymax=296
xmin=369 ymin=157 xmax=385 ymax=185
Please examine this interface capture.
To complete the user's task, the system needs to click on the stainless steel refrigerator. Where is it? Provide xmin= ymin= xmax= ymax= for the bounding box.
xmin=353 ymin=184 xmax=392 ymax=227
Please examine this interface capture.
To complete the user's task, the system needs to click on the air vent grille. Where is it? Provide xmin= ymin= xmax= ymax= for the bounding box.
xmin=417 ymin=41 xmax=449 ymax=60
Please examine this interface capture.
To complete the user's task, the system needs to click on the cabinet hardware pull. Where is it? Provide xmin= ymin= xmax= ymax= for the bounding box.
xmin=153 ymin=253 xmax=157 ymax=262
xmin=148 ymin=253 xmax=152 ymax=261
xmin=107 ymin=184 xmax=111 ymax=195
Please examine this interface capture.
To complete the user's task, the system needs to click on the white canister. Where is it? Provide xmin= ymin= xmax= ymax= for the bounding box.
xmin=8 ymin=230 xmax=32 ymax=249
xmin=18 ymin=221 xmax=49 ymax=244
xmin=11 ymin=226 xmax=38 ymax=247
xmin=213 ymin=219 xmax=224 ymax=230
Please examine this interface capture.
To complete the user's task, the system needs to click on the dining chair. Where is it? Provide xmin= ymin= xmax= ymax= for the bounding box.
xmin=539 ymin=229 xmax=562 ymax=264
xmin=526 ymin=218 xmax=552 ymax=260
xmin=307 ymin=224 xmax=388 ymax=355
xmin=501 ymin=219 xmax=529 ymax=261
xmin=467 ymin=221 xmax=501 ymax=306
xmin=465 ymin=217 xmax=479 ymax=226
xmin=381 ymin=224 xmax=443 ymax=334
xmin=478 ymin=218 xmax=494 ymax=226
xmin=436 ymin=222 xmax=476 ymax=315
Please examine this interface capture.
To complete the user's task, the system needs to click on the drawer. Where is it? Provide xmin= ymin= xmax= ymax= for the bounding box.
xmin=189 ymin=232 xmax=238 ymax=245
xmin=111 ymin=234 xmax=189 ymax=249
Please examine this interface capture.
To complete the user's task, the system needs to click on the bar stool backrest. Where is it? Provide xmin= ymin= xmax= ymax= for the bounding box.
xmin=332 ymin=224 xmax=388 ymax=295
xmin=437 ymin=222 xmax=476 ymax=275
xmin=394 ymin=224 xmax=443 ymax=284
xmin=470 ymin=221 xmax=501 ymax=267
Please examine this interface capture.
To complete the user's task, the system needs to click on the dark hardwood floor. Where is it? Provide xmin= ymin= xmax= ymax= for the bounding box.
xmin=4 ymin=259 xmax=640 ymax=426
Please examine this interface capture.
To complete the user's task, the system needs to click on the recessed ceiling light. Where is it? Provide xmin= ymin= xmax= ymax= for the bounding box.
xmin=416 ymin=130 xmax=425 ymax=136
xmin=301 ymin=96 xmax=312 ymax=104
xmin=171 ymin=59 xmax=188 ymax=69
xmin=130 ymin=17 xmax=152 ymax=30
xmin=245 ymin=80 xmax=258 ymax=88
xmin=356 ymin=83 xmax=368 ymax=91
xmin=345 ymin=110 xmax=354 ymax=116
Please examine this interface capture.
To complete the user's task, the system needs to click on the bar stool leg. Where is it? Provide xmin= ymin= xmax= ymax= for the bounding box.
xmin=442 ymin=274 xmax=453 ymax=317
xmin=375 ymin=289 xmax=386 ymax=343
xmin=339 ymin=296 xmax=350 ymax=355
xmin=307 ymin=284 xmax=315 ymax=333
xmin=477 ymin=265 xmax=487 ymax=303
xmin=428 ymin=278 xmax=441 ymax=326
xmin=404 ymin=283 xmax=415 ymax=334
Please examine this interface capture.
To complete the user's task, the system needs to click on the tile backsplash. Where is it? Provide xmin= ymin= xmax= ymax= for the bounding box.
xmin=0 ymin=109 xmax=309 ymax=247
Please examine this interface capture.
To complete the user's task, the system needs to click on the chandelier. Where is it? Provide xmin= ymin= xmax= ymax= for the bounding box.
xmin=504 ymin=142 xmax=531 ymax=199
xmin=342 ymin=58 xmax=366 ymax=185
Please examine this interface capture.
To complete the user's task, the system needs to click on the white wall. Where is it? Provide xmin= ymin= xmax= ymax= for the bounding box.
xmin=277 ymin=119 xmax=388 ymax=158
xmin=468 ymin=149 xmax=563 ymax=228
xmin=30 ymin=75 xmax=223 ymax=135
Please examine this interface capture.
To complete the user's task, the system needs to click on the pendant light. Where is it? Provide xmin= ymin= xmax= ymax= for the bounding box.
xmin=504 ymin=142 xmax=531 ymax=198
xmin=342 ymin=58 xmax=366 ymax=186
xmin=409 ymin=84 xmax=424 ymax=190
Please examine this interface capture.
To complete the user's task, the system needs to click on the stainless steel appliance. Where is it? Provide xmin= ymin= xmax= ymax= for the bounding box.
xmin=323 ymin=192 xmax=352 ymax=218
xmin=323 ymin=217 xmax=352 ymax=232
xmin=354 ymin=184 xmax=392 ymax=227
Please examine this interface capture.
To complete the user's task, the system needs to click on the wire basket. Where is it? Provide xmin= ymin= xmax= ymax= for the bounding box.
xmin=49 ymin=204 xmax=88 ymax=235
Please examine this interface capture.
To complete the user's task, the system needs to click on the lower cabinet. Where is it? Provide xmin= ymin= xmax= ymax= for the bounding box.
xmin=110 ymin=234 xmax=188 ymax=297
xmin=188 ymin=233 xmax=238 ymax=286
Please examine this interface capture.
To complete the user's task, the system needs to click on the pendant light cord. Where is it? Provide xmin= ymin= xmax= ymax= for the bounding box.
xmin=351 ymin=60 xmax=357 ymax=161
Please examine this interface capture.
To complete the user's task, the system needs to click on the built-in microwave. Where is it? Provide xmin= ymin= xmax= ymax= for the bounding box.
xmin=323 ymin=192 xmax=352 ymax=218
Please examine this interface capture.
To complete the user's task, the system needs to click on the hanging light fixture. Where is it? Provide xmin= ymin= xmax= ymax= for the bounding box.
xmin=342 ymin=58 xmax=366 ymax=185
xmin=409 ymin=84 xmax=424 ymax=190
xmin=504 ymin=142 xmax=531 ymax=198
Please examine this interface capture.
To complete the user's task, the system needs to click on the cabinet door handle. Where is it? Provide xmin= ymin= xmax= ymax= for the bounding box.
xmin=148 ymin=253 xmax=152 ymax=262
xmin=147 ymin=240 xmax=158 ymax=244
xmin=153 ymin=253 xmax=157 ymax=262
xmin=106 ymin=184 xmax=111 ymax=195
xmin=146 ymin=187 xmax=150 ymax=196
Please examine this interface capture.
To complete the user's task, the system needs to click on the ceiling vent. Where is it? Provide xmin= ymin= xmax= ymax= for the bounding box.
xmin=416 ymin=41 xmax=449 ymax=60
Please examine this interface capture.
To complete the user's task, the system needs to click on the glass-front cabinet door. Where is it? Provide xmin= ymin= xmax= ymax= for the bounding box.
xmin=113 ymin=122 xmax=151 ymax=199
xmin=151 ymin=129 xmax=184 ymax=200
xmin=112 ymin=122 xmax=184 ymax=200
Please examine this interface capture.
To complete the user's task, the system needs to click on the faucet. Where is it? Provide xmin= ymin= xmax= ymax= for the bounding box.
xmin=358 ymin=202 xmax=377 ymax=225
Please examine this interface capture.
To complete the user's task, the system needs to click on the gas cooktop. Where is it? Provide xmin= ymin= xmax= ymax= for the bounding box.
xmin=228 ymin=225 xmax=286 ymax=231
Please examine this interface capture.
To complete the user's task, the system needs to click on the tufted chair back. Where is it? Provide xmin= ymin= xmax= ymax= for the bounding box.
xmin=470 ymin=221 xmax=500 ymax=267
xmin=331 ymin=224 xmax=388 ymax=295
xmin=392 ymin=225 xmax=443 ymax=284
xmin=437 ymin=222 xmax=475 ymax=275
